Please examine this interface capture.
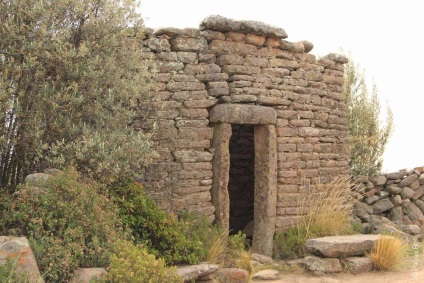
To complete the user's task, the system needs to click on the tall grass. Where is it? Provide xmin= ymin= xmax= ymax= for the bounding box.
xmin=296 ymin=176 xmax=357 ymax=239
xmin=274 ymin=176 xmax=358 ymax=259
xmin=368 ymin=235 xmax=408 ymax=271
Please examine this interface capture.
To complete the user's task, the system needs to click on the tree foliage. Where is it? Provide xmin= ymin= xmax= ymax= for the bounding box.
xmin=343 ymin=56 xmax=394 ymax=176
xmin=0 ymin=0 xmax=154 ymax=188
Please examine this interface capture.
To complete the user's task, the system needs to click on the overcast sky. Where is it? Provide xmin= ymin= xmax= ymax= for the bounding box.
xmin=139 ymin=0 xmax=423 ymax=173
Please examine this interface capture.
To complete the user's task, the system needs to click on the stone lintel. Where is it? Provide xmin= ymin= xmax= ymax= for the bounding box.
xmin=209 ymin=104 xmax=277 ymax=125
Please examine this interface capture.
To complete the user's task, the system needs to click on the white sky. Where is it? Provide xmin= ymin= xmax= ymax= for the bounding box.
xmin=139 ymin=0 xmax=424 ymax=173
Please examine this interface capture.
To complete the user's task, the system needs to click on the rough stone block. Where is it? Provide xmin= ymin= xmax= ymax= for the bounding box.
xmin=170 ymin=37 xmax=208 ymax=51
xmin=210 ymin=104 xmax=276 ymax=124
xmin=343 ymin=257 xmax=373 ymax=274
xmin=304 ymin=256 xmax=342 ymax=275
xmin=215 ymin=268 xmax=249 ymax=283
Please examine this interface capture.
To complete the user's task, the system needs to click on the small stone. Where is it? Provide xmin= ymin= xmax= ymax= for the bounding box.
xmin=386 ymin=171 xmax=407 ymax=180
xmin=300 ymin=40 xmax=314 ymax=53
xmin=399 ymin=174 xmax=419 ymax=188
xmin=251 ymin=269 xmax=279 ymax=280
xmin=401 ymin=187 xmax=415 ymax=199
xmin=371 ymin=198 xmax=394 ymax=214
xmin=364 ymin=195 xmax=380 ymax=205
xmin=390 ymin=195 xmax=402 ymax=205
xmin=386 ymin=185 xmax=402 ymax=195
xmin=371 ymin=175 xmax=387 ymax=186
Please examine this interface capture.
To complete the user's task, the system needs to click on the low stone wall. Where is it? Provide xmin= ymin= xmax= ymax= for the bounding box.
xmin=353 ymin=167 xmax=424 ymax=236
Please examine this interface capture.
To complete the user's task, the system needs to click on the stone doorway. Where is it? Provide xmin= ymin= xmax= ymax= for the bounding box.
xmin=209 ymin=104 xmax=277 ymax=256
xmin=228 ymin=124 xmax=255 ymax=239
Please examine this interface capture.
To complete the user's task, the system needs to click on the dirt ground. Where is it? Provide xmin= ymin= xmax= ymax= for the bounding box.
xmin=256 ymin=269 xmax=424 ymax=283
xmin=254 ymin=250 xmax=424 ymax=283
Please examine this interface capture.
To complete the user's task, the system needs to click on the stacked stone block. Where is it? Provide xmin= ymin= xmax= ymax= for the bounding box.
xmin=138 ymin=15 xmax=350 ymax=229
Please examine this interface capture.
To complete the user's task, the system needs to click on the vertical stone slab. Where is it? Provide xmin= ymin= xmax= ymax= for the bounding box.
xmin=211 ymin=123 xmax=232 ymax=233
xmin=252 ymin=125 xmax=277 ymax=256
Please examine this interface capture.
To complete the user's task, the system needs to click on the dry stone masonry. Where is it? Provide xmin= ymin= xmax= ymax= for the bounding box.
xmin=353 ymin=167 xmax=424 ymax=240
xmin=138 ymin=15 xmax=350 ymax=256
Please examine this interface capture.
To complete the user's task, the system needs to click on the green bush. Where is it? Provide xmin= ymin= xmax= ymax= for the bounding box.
xmin=1 ymin=168 xmax=127 ymax=282
xmin=106 ymin=241 xmax=183 ymax=283
xmin=273 ymin=227 xmax=307 ymax=260
xmin=109 ymin=179 xmax=204 ymax=265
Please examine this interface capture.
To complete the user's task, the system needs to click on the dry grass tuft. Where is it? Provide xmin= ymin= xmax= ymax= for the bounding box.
xmin=297 ymin=175 xmax=357 ymax=239
xmin=368 ymin=235 xmax=408 ymax=271
xmin=235 ymin=250 xmax=253 ymax=274
xmin=205 ymin=231 xmax=227 ymax=265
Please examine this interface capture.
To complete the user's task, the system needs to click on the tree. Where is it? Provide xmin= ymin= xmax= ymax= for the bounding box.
xmin=343 ymin=56 xmax=394 ymax=176
xmin=0 ymin=0 xmax=154 ymax=188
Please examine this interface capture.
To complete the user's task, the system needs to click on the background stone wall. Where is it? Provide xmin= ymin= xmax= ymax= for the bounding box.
xmin=137 ymin=15 xmax=350 ymax=230
xmin=353 ymin=167 xmax=424 ymax=236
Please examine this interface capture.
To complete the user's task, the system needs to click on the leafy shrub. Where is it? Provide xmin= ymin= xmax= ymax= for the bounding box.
xmin=109 ymin=179 xmax=204 ymax=265
xmin=368 ymin=235 xmax=407 ymax=271
xmin=273 ymin=227 xmax=307 ymax=260
xmin=1 ymin=168 xmax=127 ymax=282
xmin=106 ymin=241 xmax=183 ymax=283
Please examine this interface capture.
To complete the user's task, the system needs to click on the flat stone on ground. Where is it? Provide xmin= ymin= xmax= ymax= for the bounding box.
xmin=306 ymin=234 xmax=381 ymax=258
xmin=252 ymin=269 xmax=279 ymax=280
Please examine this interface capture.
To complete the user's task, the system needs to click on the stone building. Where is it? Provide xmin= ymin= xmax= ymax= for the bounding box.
xmin=136 ymin=15 xmax=350 ymax=256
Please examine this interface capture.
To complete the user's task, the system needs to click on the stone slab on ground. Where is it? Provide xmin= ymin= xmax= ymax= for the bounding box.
xmin=177 ymin=263 xmax=219 ymax=282
xmin=305 ymin=234 xmax=381 ymax=258
xmin=252 ymin=269 xmax=279 ymax=280
xmin=0 ymin=236 xmax=44 ymax=283
xmin=343 ymin=257 xmax=373 ymax=274
xmin=70 ymin=268 xmax=107 ymax=283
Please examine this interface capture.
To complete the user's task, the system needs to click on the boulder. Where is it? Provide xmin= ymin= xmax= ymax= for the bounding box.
xmin=399 ymin=174 xmax=418 ymax=188
xmin=177 ymin=263 xmax=219 ymax=282
xmin=0 ymin=236 xmax=44 ymax=283
xmin=305 ymin=234 xmax=381 ymax=258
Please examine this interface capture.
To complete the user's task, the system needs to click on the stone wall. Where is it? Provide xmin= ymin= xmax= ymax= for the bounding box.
xmin=353 ymin=167 xmax=424 ymax=236
xmin=137 ymin=15 xmax=350 ymax=244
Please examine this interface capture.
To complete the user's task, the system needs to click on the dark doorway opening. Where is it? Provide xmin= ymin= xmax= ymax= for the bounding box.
xmin=228 ymin=124 xmax=255 ymax=241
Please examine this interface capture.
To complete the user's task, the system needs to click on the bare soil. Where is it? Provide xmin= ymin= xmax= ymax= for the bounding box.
xmin=256 ymin=269 xmax=424 ymax=283
xmin=254 ymin=250 xmax=424 ymax=283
